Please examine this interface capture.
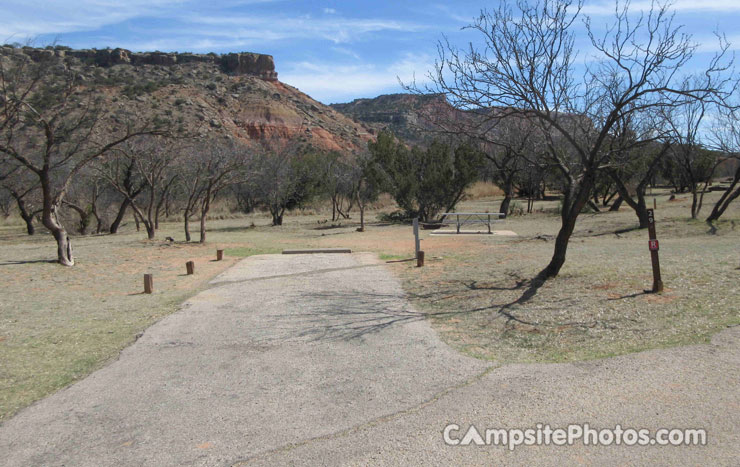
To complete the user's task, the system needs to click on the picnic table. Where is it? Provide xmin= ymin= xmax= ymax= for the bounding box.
xmin=440 ymin=212 xmax=505 ymax=234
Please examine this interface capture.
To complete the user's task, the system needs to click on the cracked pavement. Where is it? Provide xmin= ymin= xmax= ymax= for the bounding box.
xmin=1 ymin=253 xmax=737 ymax=465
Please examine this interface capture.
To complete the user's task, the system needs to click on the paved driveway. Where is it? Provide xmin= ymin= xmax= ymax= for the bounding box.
xmin=1 ymin=253 xmax=737 ymax=465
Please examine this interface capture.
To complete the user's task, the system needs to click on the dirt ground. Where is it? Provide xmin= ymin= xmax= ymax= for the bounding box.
xmin=0 ymin=187 xmax=738 ymax=421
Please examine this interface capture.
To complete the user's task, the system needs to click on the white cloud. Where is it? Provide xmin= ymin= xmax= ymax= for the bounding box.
xmin=0 ymin=0 xmax=282 ymax=40
xmin=582 ymin=0 xmax=740 ymax=15
xmin=111 ymin=13 xmax=426 ymax=52
xmin=184 ymin=14 xmax=426 ymax=44
xmin=323 ymin=8 xmax=337 ymax=15
xmin=331 ymin=46 xmax=361 ymax=60
xmin=429 ymin=4 xmax=475 ymax=24
xmin=280 ymin=53 xmax=435 ymax=103
xmin=0 ymin=0 xmax=185 ymax=39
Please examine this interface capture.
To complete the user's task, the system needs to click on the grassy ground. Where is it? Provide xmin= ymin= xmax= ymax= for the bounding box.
xmin=0 ymin=186 xmax=738 ymax=421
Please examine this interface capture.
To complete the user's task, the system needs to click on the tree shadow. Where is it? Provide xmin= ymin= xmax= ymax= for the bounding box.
xmin=207 ymin=225 xmax=255 ymax=233
xmin=282 ymin=272 xmax=550 ymax=342
xmin=0 ymin=259 xmax=57 ymax=266
xmin=607 ymin=291 xmax=648 ymax=300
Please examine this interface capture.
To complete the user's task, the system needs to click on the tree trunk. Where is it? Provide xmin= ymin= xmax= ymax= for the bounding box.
xmin=42 ymin=204 xmax=74 ymax=266
xmin=542 ymin=213 xmax=578 ymax=278
xmin=612 ymin=182 xmax=648 ymax=227
xmin=271 ymin=205 xmax=284 ymax=226
xmin=696 ymin=181 xmax=709 ymax=219
xmin=145 ymin=221 xmax=155 ymax=240
xmin=706 ymin=166 xmax=740 ymax=222
xmin=10 ymin=190 xmax=36 ymax=235
xmin=609 ymin=196 xmax=623 ymax=211
xmin=690 ymin=188 xmax=699 ymax=219
xmin=499 ymin=196 xmax=512 ymax=217
xmin=199 ymin=214 xmax=206 ymax=243
xmin=603 ymin=190 xmax=618 ymax=207
xmin=63 ymin=202 xmax=91 ymax=235
xmin=199 ymin=194 xmax=210 ymax=244
xmin=541 ymin=180 xmax=592 ymax=278
xmin=16 ymin=198 xmax=35 ymax=235
xmin=184 ymin=210 xmax=192 ymax=242
xmin=635 ymin=198 xmax=649 ymax=228
xmin=110 ymin=198 xmax=130 ymax=234
xmin=22 ymin=214 xmax=35 ymax=235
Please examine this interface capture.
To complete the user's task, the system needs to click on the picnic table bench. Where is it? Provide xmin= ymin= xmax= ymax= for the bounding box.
xmin=440 ymin=212 xmax=505 ymax=234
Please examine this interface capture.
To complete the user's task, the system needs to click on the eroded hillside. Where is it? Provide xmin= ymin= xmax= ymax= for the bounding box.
xmin=2 ymin=46 xmax=374 ymax=153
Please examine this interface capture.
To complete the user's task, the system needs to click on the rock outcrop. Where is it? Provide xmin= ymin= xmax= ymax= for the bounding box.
xmin=331 ymin=93 xmax=457 ymax=145
xmin=14 ymin=46 xmax=278 ymax=81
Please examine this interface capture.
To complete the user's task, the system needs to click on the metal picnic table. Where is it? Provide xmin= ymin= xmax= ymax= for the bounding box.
xmin=440 ymin=212 xmax=505 ymax=234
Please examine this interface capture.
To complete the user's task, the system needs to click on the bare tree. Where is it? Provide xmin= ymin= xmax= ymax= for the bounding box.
xmin=0 ymin=50 xmax=164 ymax=265
xmin=605 ymin=112 xmax=671 ymax=228
xmin=354 ymin=151 xmax=382 ymax=232
xmin=100 ymin=136 xmax=178 ymax=240
xmin=179 ymin=140 xmax=249 ymax=242
xmin=62 ymin=171 xmax=108 ymax=235
xmin=706 ymin=107 xmax=740 ymax=223
xmin=662 ymin=99 xmax=720 ymax=219
xmin=107 ymin=156 xmax=145 ymax=234
xmin=249 ymin=139 xmax=319 ymax=226
xmin=321 ymin=152 xmax=357 ymax=221
xmin=412 ymin=0 xmax=732 ymax=278
xmin=1 ymin=164 xmax=41 ymax=234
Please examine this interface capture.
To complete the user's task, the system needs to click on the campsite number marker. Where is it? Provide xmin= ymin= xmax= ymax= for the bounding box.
xmin=646 ymin=209 xmax=664 ymax=293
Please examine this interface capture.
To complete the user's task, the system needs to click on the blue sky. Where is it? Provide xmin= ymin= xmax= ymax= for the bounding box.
xmin=2 ymin=1 xmax=740 ymax=104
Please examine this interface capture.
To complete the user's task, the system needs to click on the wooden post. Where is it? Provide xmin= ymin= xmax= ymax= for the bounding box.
xmin=186 ymin=261 xmax=195 ymax=275
xmin=412 ymin=218 xmax=420 ymax=258
xmin=653 ymin=198 xmax=657 ymax=210
xmin=216 ymin=249 xmax=224 ymax=261
xmin=646 ymin=209 xmax=663 ymax=293
xmin=417 ymin=250 xmax=425 ymax=267
xmin=144 ymin=274 xmax=153 ymax=294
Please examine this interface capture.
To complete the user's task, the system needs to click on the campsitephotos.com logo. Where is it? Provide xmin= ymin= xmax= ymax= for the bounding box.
xmin=443 ymin=423 xmax=707 ymax=451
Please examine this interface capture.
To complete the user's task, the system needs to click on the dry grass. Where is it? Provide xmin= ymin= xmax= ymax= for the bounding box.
xmin=465 ymin=180 xmax=504 ymax=200
xmin=391 ymin=189 xmax=740 ymax=363
xmin=0 ymin=189 xmax=738 ymax=420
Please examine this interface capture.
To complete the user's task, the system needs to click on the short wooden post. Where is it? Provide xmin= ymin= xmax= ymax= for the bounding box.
xmin=653 ymin=198 xmax=657 ymax=210
xmin=144 ymin=274 xmax=153 ymax=294
xmin=417 ymin=250 xmax=425 ymax=267
xmin=186 ymin=261 xmax=195 ymax=275
xmin=216 ymin=249 xmax=224 ymax=261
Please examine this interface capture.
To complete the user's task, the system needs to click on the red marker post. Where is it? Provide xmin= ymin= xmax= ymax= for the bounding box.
xmin=646 ymin=209 xmax=664 ymax=293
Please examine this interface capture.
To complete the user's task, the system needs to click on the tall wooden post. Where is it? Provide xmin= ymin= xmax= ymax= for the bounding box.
xmin=413 ymin=217 xmax=420 ymax=258
xmin=646 ymin=209 xmax=663 ymax=293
